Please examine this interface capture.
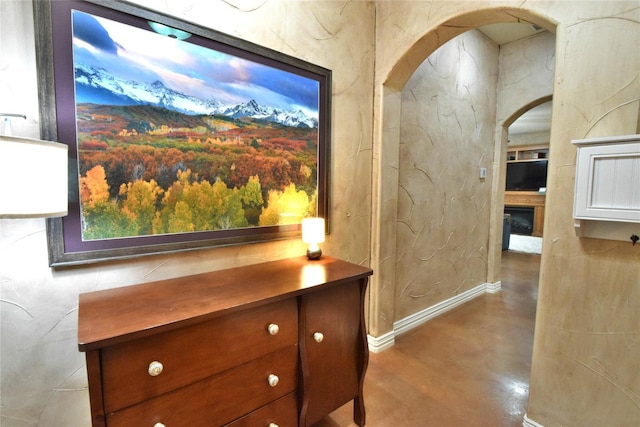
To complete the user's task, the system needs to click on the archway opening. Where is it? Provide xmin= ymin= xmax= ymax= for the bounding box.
xmin=366 ymin=9 xmax=558 ymax=425
xmin=504 ymin=99 xmax=552 ymax=254
xmin=369 ymin=3 xmax=557 ymax=355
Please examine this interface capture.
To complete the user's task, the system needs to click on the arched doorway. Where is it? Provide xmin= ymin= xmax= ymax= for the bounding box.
xmin=368 ymin=7 xmax=557 ymax=348
xmin=503 ymin=98 xmax=552 ymax=253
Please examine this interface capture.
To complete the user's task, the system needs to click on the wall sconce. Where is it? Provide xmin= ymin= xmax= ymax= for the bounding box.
xmin=302 ymin=217 xmax=325 ymax=260
xmin=0 ymin=135 xmax=68 ymax=218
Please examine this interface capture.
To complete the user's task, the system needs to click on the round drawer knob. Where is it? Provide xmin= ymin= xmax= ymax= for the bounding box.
xmin=154 ymin=423 xmax=166 ymax=427
xmin=268 ymin=323 xmax=280 ymax=335
xmin=313 ymin=332 xmax=324 ymax=343
xmin=148 ymin=361 xmax=164 ymax=377
xmin=268 ymin=374 xmax=279 ymax=387
xmin=269 ymin=423 xmax=279 ymax=427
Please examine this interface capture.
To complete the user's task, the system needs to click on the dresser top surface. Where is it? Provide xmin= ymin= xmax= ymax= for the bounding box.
xmin=78 ymin=256 xmax=372 ymax=351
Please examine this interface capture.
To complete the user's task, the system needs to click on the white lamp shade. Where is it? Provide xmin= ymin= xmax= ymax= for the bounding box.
xmin=0 ymin=136 xmax=68 ymax=218
xmin=302 ymin=217 xmax=325 ymax=244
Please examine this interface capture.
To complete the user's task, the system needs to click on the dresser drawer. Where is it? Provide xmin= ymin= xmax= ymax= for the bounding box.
xmin=224 ymin=392 xmax=298 ymax=427
xmin=101 ymin=298 xmax=298 ymax=412
xmin=107 ymin=345 xmax=298 ymax=427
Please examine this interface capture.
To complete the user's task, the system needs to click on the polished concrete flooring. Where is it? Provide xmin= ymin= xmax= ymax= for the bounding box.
xmin=314 ymin=250 xmax=540 ymax=427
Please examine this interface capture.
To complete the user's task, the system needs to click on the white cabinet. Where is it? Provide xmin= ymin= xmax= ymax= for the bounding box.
xmin=572 ymin=134 xmax=640 ymax=242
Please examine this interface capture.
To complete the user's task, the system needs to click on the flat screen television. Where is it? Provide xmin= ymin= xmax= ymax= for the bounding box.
xmin=506 ymin=160 xmax=548 ymax=191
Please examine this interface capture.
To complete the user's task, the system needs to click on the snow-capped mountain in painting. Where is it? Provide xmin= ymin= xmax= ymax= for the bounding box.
xmin=223 ymin=99 xmax=318 ymax=128
xmin=74 ymin=64 xmax=318 ymax=128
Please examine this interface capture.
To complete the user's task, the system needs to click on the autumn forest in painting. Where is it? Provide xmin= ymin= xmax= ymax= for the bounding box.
xmin=77 ymin=104 xmax=318 ymax=240
xmin=71 ymin=9 xmax=322 ymax=241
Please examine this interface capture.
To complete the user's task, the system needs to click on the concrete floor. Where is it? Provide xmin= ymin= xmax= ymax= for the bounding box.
xmin=314 ymin=250 xmax=540 ymax=427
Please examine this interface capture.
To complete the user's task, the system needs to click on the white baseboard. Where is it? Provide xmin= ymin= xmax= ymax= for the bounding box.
xmin=393 ymin=281 xmax=497 ymax=336
xmin=367 ymin=330 xmax=395 ymax=353
xmin=486 ymin=280 xmax=501 ymax=294
xmin=523 ymin=413 xmax=544 ymax=427
xmin=368 ymin=281 xmax=501 ymax=353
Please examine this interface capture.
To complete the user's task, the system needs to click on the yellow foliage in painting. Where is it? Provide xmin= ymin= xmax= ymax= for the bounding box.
xmin=153 ymin=169 xmax=249 ymax=233
xmin=299 ymin=163 xmax=312 ymax=179
xmin=167 ymin=201 xmax=195 ymax=233
xmin=259 ymin=183 xmax=312 ymax=226
xmin=80 ymin=165 xmax=110 ymax=208
xmin=119 ymin=179 xmax=164 ymax=235
xmin=242 ymin=175 xmax=263 ymax=208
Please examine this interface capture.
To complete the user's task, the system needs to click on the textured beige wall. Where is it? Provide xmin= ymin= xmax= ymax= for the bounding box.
xmin=528 ymin=2 xmax=640 ymax=425
xmin=396 ymin=30 xmax=498 ymax=320
xmin=509 ymin=131 xmax=550 ymax=146
xmin=497 ymin=31 xmax=556 ymax=127
xmin=373 ymin=1 xmax=640 ymax=426
xmin=0 ymin=1 xmax=374 ymax=425
xmin=2 ymin=1 xmax=639 ymax=426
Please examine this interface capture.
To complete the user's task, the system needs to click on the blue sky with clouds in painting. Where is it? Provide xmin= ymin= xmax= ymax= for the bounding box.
xmin=71 ymin=11 xmax=319 ymax=117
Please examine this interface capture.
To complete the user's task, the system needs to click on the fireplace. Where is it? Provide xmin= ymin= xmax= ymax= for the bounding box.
xmin=504 ymin=207 xmax=535 ymax=235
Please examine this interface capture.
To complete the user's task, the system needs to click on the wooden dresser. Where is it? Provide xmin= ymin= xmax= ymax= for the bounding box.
xmin=78 ymin=256 xmax=373 ymax=427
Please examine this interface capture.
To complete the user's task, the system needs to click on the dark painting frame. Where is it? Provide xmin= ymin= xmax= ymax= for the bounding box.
xmin=33 ymin=0 xmax=331 ymax=267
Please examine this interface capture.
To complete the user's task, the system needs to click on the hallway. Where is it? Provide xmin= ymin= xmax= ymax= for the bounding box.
xmin=315 ymin=250 xmax=540 ymax=427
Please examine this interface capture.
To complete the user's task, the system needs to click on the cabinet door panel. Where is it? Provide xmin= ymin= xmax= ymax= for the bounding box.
xmin=300 ymin=281 xmax=362 ymax=426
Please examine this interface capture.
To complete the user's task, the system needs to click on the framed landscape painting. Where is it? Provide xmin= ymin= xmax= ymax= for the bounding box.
xmin=34 ymin=0 xmax=331 ymax=266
